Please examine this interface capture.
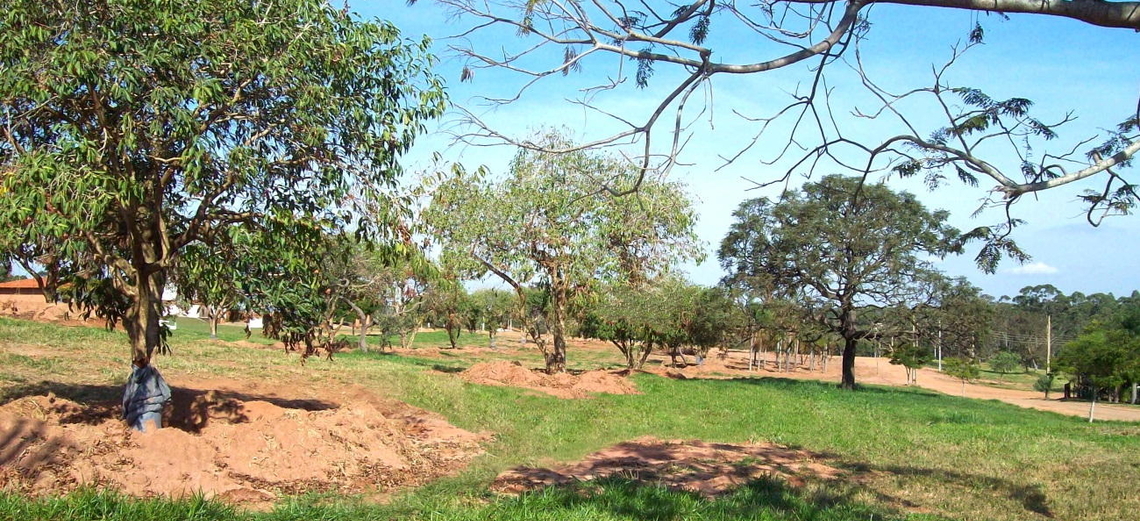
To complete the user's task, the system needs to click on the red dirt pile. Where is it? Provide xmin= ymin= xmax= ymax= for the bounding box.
xmin=0 ymin=388 xmax=488 ymax=506
xmin=459 ymin=361 xmax=638 ymax=399
xmin=493 ymin=436 xmax=842 ymax=497
xmin=0 ymin=298 xmax=99 ymax=328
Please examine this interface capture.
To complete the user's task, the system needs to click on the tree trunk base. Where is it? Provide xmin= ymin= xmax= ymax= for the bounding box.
xmin=122 ymin=365 xmax=171 ymax=432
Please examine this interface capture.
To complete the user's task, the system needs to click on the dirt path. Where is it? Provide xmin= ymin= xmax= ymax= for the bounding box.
xmin=656 ymin=350 xmax=1140 ymax=422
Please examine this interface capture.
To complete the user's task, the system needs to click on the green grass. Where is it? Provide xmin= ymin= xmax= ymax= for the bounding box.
xmin=975 ymin=366 xmax=1062 ymax=393
xmin=167 ymin=317 xmax=277 ymax=345
xmin=0 ymin=317 xmax=1137 ymax=521
xmin=1 ymin=478 xmax=926 ymax=521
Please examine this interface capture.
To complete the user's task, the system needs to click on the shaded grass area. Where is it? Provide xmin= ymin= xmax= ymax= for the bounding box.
xmin=1 ymin=317 xmax=1138 ymax=521
xmin=1 ymin=477 xmax=926 ymax=521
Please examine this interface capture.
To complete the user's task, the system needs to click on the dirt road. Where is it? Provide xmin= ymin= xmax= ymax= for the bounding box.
xmin=670 ymin=350 xmax=1140 ymax=422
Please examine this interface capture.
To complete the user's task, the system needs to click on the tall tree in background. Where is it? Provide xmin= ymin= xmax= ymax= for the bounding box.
xmin=932 ymin=278 xmax=992 ymax=362
xmin=0 ymin=0 xmax=444 ymax=429
xmin=719 ymin=175 xmax=961 ymax=389
xmin=425 ymin=131 xmax=701 ymax=373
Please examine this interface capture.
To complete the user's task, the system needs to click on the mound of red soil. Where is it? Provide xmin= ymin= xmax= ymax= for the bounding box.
xmin=0 ymin=387 xmax=489 ymax=506
xmin=459 ymin=361 xmax=638 ymax=399
xmin=493 ymin=436 xmax=842 ymax=497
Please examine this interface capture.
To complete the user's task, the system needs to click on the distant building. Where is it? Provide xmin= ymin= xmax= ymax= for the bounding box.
xmin=0 ymin=278 xmax=42 ymax=296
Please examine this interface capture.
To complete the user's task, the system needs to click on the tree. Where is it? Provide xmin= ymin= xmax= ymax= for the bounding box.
xmin=944 ymin=356 xmax=980 ymax=397
xmin=1055 ymin=308 xmax=1140 ymax=421
xmin=582 ymin=282 xmax=675 ymax=370
xmin=413 ymin=1 xmax=1137 ymax=265
xmin=423 ymin=275 xmax=468 ymax=349
xmin=424 ymin=130 xmax=701 ymax=373
xmin=683 ymin=285 xmax=740 ymax=361
xmin=1034 ymin=372 xmax=1056 ymax=400
xmin=364 ymin=251 xmax=434 ymax=350
xmin=0 ymin=1 xmax=445 ymax=429
xmin=468 ymin=288 xmax=515 ymax=348
xmin=990 ymin=351 xmax=1023 ymax=377
xmin=172 ymin=228 xmax=251 ymax=340
xmin=250 ymin=234 xmax=350 ymax=361
xmin=330 ymin=242 xmax=432 ymax=353
xmin=719 ymin=175 xmax=960 ymax=389
xmin=890 ymin=342 xmax=929 ymax=386
xmin=927 ymin=277 xmax=992 ymax=365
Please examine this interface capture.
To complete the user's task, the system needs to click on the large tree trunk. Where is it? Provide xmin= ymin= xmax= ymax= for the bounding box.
xmin=840 ymin=336 xmax=857 ymax=390
xmin=358 ymin=314 xmax=372 ymax=353
xmin=125 ymin=272 xmax=164 ymax=367
xmin=839 ymin=306 xmax=858 ymax=390
xmin=545 ymin=296 xmax=568 ymax=374
xmin=208 ymin=308 xmax=221 ymax=340
xmin=122 ymin=269 xmax=170 ymax=432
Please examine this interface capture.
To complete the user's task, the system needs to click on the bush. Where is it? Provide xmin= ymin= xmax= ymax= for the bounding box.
xmin=989 ymin=351 xmax=1022 ymax=375
xmin=1034 ymin=373 xmax=1056 ymax=399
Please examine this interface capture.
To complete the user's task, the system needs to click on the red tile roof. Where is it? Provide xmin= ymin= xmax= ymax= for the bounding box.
xmin=0 ymin=278 xmax=40 ymax=289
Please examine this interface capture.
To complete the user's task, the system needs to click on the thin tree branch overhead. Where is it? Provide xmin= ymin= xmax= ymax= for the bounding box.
xmin=420 ymin=0 xmax=1137 ymax=265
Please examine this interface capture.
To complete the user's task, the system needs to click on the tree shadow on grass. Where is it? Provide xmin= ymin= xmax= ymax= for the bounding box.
xmin=0 ymin=381 xmax=337 ymax=433
xmin=493 ymin=475 xmax=892 ymax=521
xmin=431 ymin=364 xmax=466 ymax=374
xmin=677 ymin=374 xmax=948 ymax=400
xmin=841 ymin=462 xmax=1053 ymax=518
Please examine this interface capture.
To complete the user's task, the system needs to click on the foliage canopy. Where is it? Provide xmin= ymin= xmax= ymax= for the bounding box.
xmin=719 ymin=174 xmax=960 ymax=388
xmin=0 ymin=1 xmax=445 ymax=371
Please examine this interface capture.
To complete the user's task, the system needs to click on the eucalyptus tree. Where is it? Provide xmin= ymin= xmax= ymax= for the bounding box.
xmin=719 ymin=175 xmax=961 ymax=389
xmin=0 ymin=1 xmax=444 ymax=428
xmin=424 ymin=131 xmax=701 ymax=373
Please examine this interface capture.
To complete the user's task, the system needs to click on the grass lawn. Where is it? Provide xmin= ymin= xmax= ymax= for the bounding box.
xmin=1 ymin=317 xmax=1137 ymax=521
xmin=166 ymin=317 xmax=277 ymax=345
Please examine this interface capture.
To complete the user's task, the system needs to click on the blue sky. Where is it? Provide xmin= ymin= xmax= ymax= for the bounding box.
xmin=365 ymin=2 xmax=1138 ymax=300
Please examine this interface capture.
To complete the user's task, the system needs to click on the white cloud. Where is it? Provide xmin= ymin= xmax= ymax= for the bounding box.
xmin=1006 ymin=262 xmax=1059 ymax=275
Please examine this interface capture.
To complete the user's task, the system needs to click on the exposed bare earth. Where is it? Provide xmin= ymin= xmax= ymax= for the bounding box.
xmin=457 ymin=360 xmax=638 ymax=399
xmin=0 ymin=377 xmax=489 ymax=507
xmin=646 ymin=349 xmax=1140 ymax=422
xmin=0 ymin=296 xmax=100 ymax=329
xmin=493 ymin=436 xmax=842 ymax=496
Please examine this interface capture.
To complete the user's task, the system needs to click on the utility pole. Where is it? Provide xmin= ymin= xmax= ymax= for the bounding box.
xmin=1046 ymin=315 xmax=1052 ymax=374
xmin=937 ymin=319 xmax=943 ymax=372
